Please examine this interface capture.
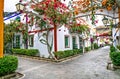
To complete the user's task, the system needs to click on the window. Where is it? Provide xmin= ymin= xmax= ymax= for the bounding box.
xmin=29 ymin=35 xmax=34 ymax=47
xmin=13 ymin=35 xmax=20 ymax=48
xmin=72 ymin=36 xmax=77 ymax=49
xmin=65 ymin=36 xmax=70 ymax=48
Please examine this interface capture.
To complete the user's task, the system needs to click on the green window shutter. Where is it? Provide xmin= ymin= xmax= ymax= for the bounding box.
xmin=13 ymin=35 xmax=20 ymax=49
xmin=29 ymin=35 xmax=34 ymax=47
xmin=65 ymin=36 xmax=69 ymax=48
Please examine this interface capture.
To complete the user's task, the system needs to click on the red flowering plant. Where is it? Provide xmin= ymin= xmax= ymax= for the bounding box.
xmin=69 ymin=17 xmax=89 ymax=34
xmin=72 ymin=0 xmax=117 ymax=25
xmin=30 ymin=0 xmax=71 ymax=28
xmin=18 ymin=0 xmax=73 ymax=60
xmin=12 ymin=21 xmax=29 ymax=46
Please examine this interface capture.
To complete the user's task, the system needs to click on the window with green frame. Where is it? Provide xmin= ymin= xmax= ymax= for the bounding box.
xmin=29 ymin=35 xmax=34 ymax=47
xmin=13 ymin=35 xmax=20 ymax=48
xmin=65 ymin=36 xmax=70 ymax=48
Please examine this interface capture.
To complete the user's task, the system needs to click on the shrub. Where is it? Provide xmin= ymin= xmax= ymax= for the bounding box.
xmin=73 ymin=49 xmax=83 ymax=54
xmin=85 ymin=47 xmax=91 ymax=52
xmin=0 ymin=55 xmax=18 ymax=76
xmin=110 ymin=52 xmax=120 ymax=66
xmin=26 ymin=49 xmax=39 ymax=56
xmin=54 ymin=51 xmax=64 ymax=59
xmin=93 ymin=43 xmax=99 ymax=49
xmin=54 ymin=49 xmax=83 ymax=59
xmin=110 ymin=45 xmax=116 ymax=52
xmin=12 ymin=49 xmax=39 ymax=56
xmin=117 ymin=45 xmax=120 ymax=50
xmin=64 ymin=50 xmax=73 ymax=57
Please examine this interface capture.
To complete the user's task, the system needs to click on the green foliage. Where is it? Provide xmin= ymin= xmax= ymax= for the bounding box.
xmin=85 ymin=46 xmax=91 ymax=52
xmin=0 ymin=55 xmax=18 ymax=76
xmin=109 ymin=45 xmax=120 ymax=66
xmin=54 ymin=49 xmax=82 ymax=59
xmin=4 ymin=22 xmax=18 ymax=53
xmin=64 ymin=50 xmax=74 ymax=57
xmin=4 ymin=21 xmax=26 ymax=53
xmin=117 ymin=45 xmax=120 ymax=50
xmin=12 ymin=49 xmax=39 ymax=56
xmin=54 ymin=51 xmax=64 ymax=59
xmin=93 ymin=43 xmax=99 ymax=49
xmin=70 ymin=24 xmax=89 ymax=33
xmin=34 ymin=8 xmax=44 ymax=15
xmin=110 ymin=45 xmax=116 ymax=52
xmin=33 ymin=0 xmax=71 ymax=27
xmin=110 ymin=52 xmax=120 ymax=66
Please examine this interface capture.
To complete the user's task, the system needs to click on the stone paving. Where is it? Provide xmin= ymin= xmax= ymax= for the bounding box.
xmin=17 ymin=46 xmax=120 ymax=79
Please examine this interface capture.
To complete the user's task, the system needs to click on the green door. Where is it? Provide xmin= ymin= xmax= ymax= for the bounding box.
xmin=72 ymin=37 xmax=77 ymax=49
xmin=13 ymin=35 xmax=20 ymax=48
xmin=79 ymin=37 xmax=83 ymax=49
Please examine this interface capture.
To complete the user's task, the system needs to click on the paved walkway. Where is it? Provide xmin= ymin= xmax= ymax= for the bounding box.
xmin=17 ymin=46 xmax=120 ymax=79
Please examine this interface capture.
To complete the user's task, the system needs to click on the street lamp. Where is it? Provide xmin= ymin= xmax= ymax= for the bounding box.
xmin=16 ymin=2 xmax=28 ymax=49
xmin=102 ymin=16 xmax=108 ymax=27
xmin=16 ymin=3 xmax=24 ymax=12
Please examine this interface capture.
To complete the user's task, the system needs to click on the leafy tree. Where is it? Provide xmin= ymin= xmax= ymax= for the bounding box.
xmin=4 ymin=21 xmax=18 ymax=53
xmin=19 ymin=0 xmax=72 ymax=60
xmin=4 ymin=20 xmax=28 ymax=53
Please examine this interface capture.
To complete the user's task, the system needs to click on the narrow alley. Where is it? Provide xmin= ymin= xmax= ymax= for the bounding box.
xmin=17 ymin=46 xmax=120 ymax=79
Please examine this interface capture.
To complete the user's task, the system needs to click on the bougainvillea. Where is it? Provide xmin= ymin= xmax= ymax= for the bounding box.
xmin=30 ymin=0 xmax=71 ymax=28
xmin=72 ymin=0 xmax=91 ymax=14
xmin=69 ymin=17 xmax=89 ymax=33
xmin=71 ymin=0 xmax=118 ymax=25
xmin=18 ymin=0 xmax=74 ymax=60
xmin=102 ymin=0 xmax=116 ymax=11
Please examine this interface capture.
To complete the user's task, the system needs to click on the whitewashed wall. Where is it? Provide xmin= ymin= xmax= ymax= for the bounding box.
xmin=57 ymin=26 xmax=74 ymax=51
xmin=112 ymin=28 xmax=120 ymax=46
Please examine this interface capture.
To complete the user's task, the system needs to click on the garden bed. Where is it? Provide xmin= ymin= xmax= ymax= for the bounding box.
xmin=113 ymin=65 xmax=120 ymax=69
xmin=0 ymin=72 xmax=24 ymax=79
xmin=14 ymin=54 xmax=82 ymax=63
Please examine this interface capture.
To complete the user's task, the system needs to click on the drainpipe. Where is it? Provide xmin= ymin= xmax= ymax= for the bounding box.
xmin=0 ymin=0 xmax=4 ymax=58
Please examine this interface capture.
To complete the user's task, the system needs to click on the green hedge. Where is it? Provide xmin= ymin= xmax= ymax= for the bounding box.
xmin=110 ymin=52 xmax=120 ymax=66
xmin=0 ymin=55 xmax=18 ymax=76
xmin=12 ymin=49 xmax=39 ymax=56
xmin=85 ymin=47 xmax=91 ymax=52
xmin=93 ymin=43 xmax=99 ymax=49
xmin=117 ymin=45 xmax=120 ymax=50
xmin=110 ymin=45 xmax=116 ymax=52
xmin=54 ymin=49 xmax=82 ymax=59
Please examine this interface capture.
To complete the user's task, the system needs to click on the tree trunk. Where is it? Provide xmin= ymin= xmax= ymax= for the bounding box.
xmin=46 ymin=30 xmax=57 ymax=60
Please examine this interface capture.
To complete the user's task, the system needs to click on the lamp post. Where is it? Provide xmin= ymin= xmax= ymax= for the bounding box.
xmin=0 ymin=0 xmax=4 ymax=58
xmin=16 ymin=3 xmax=25 ymax=12
xmin=102 ymin=16 xmax=108 ymax=27
xmin=16 ymin=2 xmax=28 ymax=49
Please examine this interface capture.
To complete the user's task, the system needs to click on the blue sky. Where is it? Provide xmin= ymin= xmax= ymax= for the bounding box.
xmin=4 ymin=0 xmax=19 ymax=12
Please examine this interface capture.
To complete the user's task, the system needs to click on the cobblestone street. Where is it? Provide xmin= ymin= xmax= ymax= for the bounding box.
xmin=17 ymin=46 xmax=120 ymax=79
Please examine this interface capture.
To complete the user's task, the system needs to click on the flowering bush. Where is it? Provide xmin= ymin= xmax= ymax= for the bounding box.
xmin=31 ymin=0 xmax=71 ymax=27
xmin=102 ymin=0 xmax=116 ymax=11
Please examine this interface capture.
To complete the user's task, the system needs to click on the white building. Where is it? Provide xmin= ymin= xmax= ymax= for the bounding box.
xmin=4 ymin=12 xmax=93 ymax=57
